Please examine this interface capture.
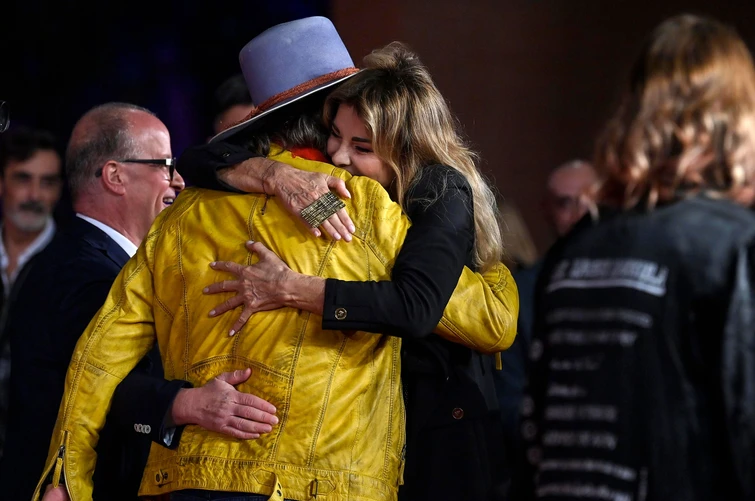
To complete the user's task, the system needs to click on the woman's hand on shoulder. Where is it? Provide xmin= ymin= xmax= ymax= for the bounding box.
xmin=265 ymin=162 xmax=355 ymax=241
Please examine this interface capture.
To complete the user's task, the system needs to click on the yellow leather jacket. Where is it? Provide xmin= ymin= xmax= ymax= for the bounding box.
xmin=35 ymin=146 xmax=518 ymax=501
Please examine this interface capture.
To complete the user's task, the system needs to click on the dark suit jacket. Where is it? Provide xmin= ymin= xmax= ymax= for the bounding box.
xmin=0 ymin=232 xmax=53 ymax=461
xmin=0 ymin=216 xmax=189 ymax=501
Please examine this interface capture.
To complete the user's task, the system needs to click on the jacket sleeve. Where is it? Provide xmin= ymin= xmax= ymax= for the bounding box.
xmin=721 ymin=240 xmax=755 ymax=501
xmin=109 ymin=362 xmax=191 ymax=449
xmin=57 ymin=268 xmax=191 ymax=450
xmin=323 ymin=168 xmax=474 ymax=337
xmin=32 ymin=228 xmax=164 ymax=501
xmin=437 ymin=261 xmax=518 ymax=354
xmin=323 ymin=167 xmax=518 ymax=354
xmin=177 ymin=141 xmax=255 ymax=192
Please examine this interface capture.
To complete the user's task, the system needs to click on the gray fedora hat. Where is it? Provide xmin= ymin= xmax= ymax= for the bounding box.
xmin=210 ymin=16 xmax=359 ymax=143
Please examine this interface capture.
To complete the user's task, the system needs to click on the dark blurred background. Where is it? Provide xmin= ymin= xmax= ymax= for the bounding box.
xmin=1 ymin=0 xmax=328 ymax=152
xmin=4 ymin=0 xmax=755 ymax=252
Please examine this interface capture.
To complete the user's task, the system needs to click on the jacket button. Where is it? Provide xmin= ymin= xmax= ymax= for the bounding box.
xmin=452 ymin=407 xmax=464 ymax=420
xmin=334 ymin=307 xmax=347 ymax=320
xmin=222 ymin=152 xmax=231 ymax=158
xmin=134 ymin=423 xmax=151 ymax=434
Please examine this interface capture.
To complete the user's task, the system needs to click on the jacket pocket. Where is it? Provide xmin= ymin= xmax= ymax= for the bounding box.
xmin=182 ymin=356 xmax=291 ymax=458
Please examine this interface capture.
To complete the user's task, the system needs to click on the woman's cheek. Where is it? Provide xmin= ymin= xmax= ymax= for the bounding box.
xmin=326 ymin=136 xmax=339 ymax=157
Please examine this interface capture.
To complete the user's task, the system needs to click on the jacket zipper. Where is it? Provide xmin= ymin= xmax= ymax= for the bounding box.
xmin=260 ymin=195 xmax=271 ymax=215
xmin=52 ymin=445 xmax=65 ymax=484
xmin=51 ymin=443 xmax=74 ymax=501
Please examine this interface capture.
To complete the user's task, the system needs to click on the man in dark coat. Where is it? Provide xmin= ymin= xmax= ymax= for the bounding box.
xmin=0 ymin=127 xmax=63 ymax=458
xmin=0 ymin=103 xmax=278 ymax=501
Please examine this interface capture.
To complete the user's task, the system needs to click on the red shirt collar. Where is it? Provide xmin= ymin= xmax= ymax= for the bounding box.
xmin=289 ymin=147 xmax=328 ymax=163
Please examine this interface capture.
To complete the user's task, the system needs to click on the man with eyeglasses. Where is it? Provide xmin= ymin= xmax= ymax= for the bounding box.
xmin=0 ymin=103 xmax=278 ymax=501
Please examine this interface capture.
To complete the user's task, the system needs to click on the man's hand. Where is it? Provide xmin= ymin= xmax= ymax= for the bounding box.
xmin=170 ymin=368 xmax=278 ymax=439
xmin=42 ymin=484 xmax=69 ymax=501
xmin=218 ymin=157 xmax=355 ymax=241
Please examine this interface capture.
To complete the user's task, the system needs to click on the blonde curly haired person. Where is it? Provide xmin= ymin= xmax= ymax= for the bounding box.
xmin=519 ymin=14 xmax=755 ymax=501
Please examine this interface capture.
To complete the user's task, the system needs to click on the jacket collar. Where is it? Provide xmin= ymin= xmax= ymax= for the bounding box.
xmin=289 ymin=146 xmax=328 ymax=163
xmin=67 ymin=216 xmax=131 ymax=268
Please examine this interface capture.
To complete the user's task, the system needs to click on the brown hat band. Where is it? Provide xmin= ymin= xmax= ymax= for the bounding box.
xmin=247 ymin=67 xmax=360 ymax=120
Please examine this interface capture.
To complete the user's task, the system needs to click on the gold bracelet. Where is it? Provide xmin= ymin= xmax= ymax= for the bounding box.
xmin=300 ymin=192 xmax=346 ymax=228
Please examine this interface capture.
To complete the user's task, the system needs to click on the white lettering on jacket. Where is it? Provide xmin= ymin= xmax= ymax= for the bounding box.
xmin=547 ymin=258 xmax=669 ymax=297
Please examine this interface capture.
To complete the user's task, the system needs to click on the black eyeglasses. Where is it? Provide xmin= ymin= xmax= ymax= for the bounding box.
xmin=95 ymin=158 xmax=177 ymax=180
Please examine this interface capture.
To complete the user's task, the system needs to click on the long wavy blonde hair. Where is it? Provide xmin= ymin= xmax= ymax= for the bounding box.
xmin=596 ymin=14 xmax=755 ymax=209
xmin=324 ymin=42 xmax=503 ymax=271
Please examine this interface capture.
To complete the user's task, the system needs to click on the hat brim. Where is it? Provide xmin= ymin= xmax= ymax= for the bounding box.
xmin=209 ymin=71 xmax=359 ymax=144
